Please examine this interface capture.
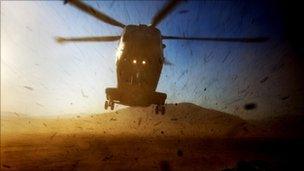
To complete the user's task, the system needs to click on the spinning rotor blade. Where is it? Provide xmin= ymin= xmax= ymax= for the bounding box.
xmin=150 ymin=0 xmax=182 ymax=27
xmin=55 ymin=36 xmax=121 ymax=43
xmin=64 ymin=0 xmax=125 ymax=28
xmin=162 ymin=36 xmax=269 ymax=43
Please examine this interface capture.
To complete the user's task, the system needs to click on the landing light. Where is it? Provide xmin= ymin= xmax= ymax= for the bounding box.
xmin=142 ymin=60 xmax=146 ymax=64
xmin=133 ymin=59 xmax=137 ymax=64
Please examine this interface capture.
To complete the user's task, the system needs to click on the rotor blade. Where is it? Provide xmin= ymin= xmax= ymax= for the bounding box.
xmin=162 ymin=36 xmax=269 ymax=43
xmin=150 ymin=0 xmax=182 ymax=27
xmin=55 ymin=36 xmax=121 ymax=43
xmin=65 ymin=0 xmax=125 ymax=28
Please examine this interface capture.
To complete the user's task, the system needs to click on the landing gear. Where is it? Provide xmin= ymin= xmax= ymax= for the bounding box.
xmin=155 ymin=104 xmax=165 ymax=115
xmin=104 ymin=100 xmax=115 ymax=110
xmin=104 ymin=101 xmax=109 ymax=110
xmin=110 ymin=101 xmax=114 ymax=110
xmin=155 ymin=105 xmax=159 ymax=114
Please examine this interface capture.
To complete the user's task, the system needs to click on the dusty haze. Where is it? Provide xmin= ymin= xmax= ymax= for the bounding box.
xmin=2 ymin=103 xmax=304 ymax=170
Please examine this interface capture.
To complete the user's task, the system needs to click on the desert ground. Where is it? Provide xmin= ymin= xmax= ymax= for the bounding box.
xmin=1 ymin=103 xmax=304 ymax=170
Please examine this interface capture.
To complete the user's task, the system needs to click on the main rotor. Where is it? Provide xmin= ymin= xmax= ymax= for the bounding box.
xmin=56 ymin=0 xmax=268 ymax=43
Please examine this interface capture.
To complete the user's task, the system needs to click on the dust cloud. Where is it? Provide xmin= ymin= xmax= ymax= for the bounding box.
xmin=2 ymin=103 xmax=304 ymax=170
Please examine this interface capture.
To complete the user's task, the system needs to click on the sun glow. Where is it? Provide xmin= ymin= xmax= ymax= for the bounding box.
xmin=116 ymin=41 xmax=124 ymax=61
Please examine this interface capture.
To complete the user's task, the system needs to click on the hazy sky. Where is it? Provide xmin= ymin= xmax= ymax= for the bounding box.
xmin=1 ymin=1 xmax=303 ymax=119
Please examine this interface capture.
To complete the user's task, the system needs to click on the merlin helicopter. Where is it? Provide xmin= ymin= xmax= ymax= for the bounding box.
xmin=56 ymin=0 xmax=268 ymax=114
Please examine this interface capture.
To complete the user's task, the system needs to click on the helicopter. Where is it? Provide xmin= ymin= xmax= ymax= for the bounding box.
xmin=56 ymin=0 xmax=268 ymax=114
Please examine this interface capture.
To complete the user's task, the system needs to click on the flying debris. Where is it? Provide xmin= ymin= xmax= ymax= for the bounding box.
xmin=244 ymin=103 xmax=257 ymax=110
xmin=24 ymin=86 xmax=34 ymax=91
xmin=178 ymin=9 xmax=189 ymax=14
xmin=260 ymin=76 xmax=269 ymax=83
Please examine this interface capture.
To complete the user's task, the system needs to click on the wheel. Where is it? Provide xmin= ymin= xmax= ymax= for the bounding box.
xmin=155 ymin=105 xmax=159 ymax=114
xmin=109 ymin=101 xmax=114 ymax=110
xmin=104 ymin=101 xmax=109 ymax=110
xmin=161 ymin=105 xmax=165 ymax=115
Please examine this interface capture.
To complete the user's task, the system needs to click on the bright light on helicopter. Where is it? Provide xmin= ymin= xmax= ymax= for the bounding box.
xmin=132 ymin=59 xmax=137 ymax=64
xmin=142 ymin=60 xmax=146 ymax=64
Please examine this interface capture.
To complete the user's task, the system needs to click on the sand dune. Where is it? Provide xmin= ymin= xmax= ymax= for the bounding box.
xmin=1 ymin=103 xmax=247 ymax=138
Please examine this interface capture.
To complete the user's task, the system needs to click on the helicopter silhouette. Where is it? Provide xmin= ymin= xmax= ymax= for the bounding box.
xmin=56 ymin=0 xmax=268 ymax=114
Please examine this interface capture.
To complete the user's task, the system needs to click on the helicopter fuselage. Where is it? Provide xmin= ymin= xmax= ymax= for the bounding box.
xmin=106 ymin=25 xmax=167 ymax=107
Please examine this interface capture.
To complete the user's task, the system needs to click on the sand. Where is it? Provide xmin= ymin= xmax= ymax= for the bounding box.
xmin=1 ymin=103 xmax=304 ymax=170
